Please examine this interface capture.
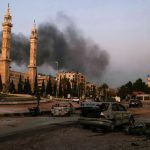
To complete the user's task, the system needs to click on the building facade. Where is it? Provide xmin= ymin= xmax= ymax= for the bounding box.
xmin=56 ymin=71 xmax=86 ymax=97
xmin=147 ymin=76 xmax=150 ymax=87
xmin=57 ymin=71 xmax=86 ymax=88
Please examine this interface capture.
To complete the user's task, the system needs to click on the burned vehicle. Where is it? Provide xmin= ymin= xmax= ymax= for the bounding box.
xmin=79 ymin=102 xmax=134 ymax=130
xmin=51 ymin=102 xmax=74 ymax=116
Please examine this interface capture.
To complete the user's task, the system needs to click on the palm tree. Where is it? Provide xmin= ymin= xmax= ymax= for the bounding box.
xmin=101 ymin=83 xmax=109 ymax=101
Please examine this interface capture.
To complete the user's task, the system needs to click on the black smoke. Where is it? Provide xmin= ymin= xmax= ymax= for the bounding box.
xmin=0 ymin=14 xmax=110 ymax=81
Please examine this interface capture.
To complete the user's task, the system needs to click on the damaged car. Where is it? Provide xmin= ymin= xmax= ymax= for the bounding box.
xmin=79 ymin=102 xmax=134 ymax=131
xmin=51 ymin=102 xmax=74 ymax=116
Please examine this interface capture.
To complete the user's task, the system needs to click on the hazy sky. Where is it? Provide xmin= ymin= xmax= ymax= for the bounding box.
xmin=1 ymin=0 xmax=150 ymax=87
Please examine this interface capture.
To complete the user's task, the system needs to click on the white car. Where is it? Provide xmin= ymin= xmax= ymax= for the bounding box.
xmin=79 ymin=102 xmax=134 ymax=130
xmin=72 ymin=97 xmax=80 ymax=102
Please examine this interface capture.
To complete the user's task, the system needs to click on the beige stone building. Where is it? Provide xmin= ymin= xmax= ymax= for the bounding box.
xmin=0 ymin=6 xmax=40 ymax=92
xmin=147 ymin=76 xmax=150 ymax=87
xmin=56 ymin=71 xmax=86 ymax=97
xmin=56 ymin=71 xmax=86 ymax=88
xmin=85 ymin=82 xmax=97 ymax=98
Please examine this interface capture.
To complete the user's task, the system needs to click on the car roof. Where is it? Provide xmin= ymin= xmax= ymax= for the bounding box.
xmin=81 ymin=101 xmax=118 ymax=107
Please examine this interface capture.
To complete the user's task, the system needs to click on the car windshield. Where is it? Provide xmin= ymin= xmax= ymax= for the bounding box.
xmin=130 ymin=100 xmax=139 ymax=103
xmin=80 ymin=103 xmax=109 ymax=118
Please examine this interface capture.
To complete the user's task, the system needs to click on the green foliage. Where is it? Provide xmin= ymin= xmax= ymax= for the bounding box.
xmin=18 ymin=75 xmax=23 ymax=93
xmin=26 ymin=78 xmax=31 ymax=94
xmin=23 ymin=79 xmax=31 ymax=94
xmin=53 ymin=82 xmax=57 ymax=96
xmin=100 ymin=83 xmax=109 ymax=101
xmin=9 ymin=80 xmax=16 ymax=93
xmin=61 ymin=77 xmax=71 ymax=98
xmin=71 ymin=79 xmax=78 ymax=97
xmin=46 ymin=76 xmax=52 ymax=95
xmin=85 ymin=86 xmax=90 ymax=97
xmin=34 ymin=73 xmax=38 ymax=95
xmin=118 ymin=78 xmax=150 ymax=99
xmin=23 ymin=79 xmax=27 ymax=93
xmin=58 ymin=78 xmax=62 ymax=97
xmin=79 ymin=82 xmax=85 ymax=98
xmin=40 ymin=80 xmax=45 ymax=96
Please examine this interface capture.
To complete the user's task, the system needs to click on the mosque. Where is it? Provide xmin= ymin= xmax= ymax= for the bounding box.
xmin=0 ymin=5 xmax=43 ymax=92
xmin=0 ymin=5 xmax=87 ymax=96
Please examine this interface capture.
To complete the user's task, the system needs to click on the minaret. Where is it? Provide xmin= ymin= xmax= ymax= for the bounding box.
xmin=0 ymin=4 xmax=13 ymax=91
xmin=28 ymin=21 xmax=38 ymax=92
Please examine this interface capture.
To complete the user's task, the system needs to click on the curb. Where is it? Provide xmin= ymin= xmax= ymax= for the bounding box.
xmin=0 ymin=99 xmax=51 ymax=105
xmin=0 ymin=110 xmax=52 ymax=117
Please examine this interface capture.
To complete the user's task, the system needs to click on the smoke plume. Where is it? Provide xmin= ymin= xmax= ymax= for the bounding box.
xmin=0 ymin=14 xmax=110 ymax=81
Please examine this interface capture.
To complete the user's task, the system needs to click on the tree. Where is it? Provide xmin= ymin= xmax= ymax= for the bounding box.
xmin=46 ymin=76 xmax=52 ymax=95
xmin=58 ymin=77 xmax=62 ymax=97
xmin=101 ymin=83 xmax=108 ymax=101
xmin=53 ymin=82 xmax=57 ymax=96
xmin=132 ymin=78 xmax=143 ymax=91
xmin=9 ymin=80 xmax=16 ymax=93
xmin=79 ymin=82 xmax=85 ymax=98
xmin=40 ymin=80 xmax=45 ymax=96
xmin=66 ymin=79 xmax=71 ymax=97
xmin=23 ymin=79 xmax=27 ymax=94
xmin=97 ymin=86 xmax=102 ymax=98
xmin=118 ymin=81 xmax=133 ymax=99
xmin=85 ymin=85 xmax=90 ymax=98
xmin=0 ymin=74 xmax=2 ymax=92
xmin=26 ymin=78 xmax=31 ymax=94
xmin=118 ymin=78 xmax=150 ymax=99
xmin=71 ymin=79 xmax=78 ymax=97
xmin=18 ymin=75 xmax=23 ymax=93
xmin=34 ymin=73 xmax=38 ymax=95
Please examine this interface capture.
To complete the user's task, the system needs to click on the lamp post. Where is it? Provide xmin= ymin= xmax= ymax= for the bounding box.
xmin=55 ymin=61 xmax=58 ymax=98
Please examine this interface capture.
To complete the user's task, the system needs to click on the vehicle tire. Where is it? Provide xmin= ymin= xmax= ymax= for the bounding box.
xmin=110 ymin=123 xmax=115 ymax=131
xmin=82 ymin=124 xmax=90 ymax=129
xmin=129 ymin=115 xmax=135 ymax=126
xmin=109 ymin=120 xmax=116 ymax=131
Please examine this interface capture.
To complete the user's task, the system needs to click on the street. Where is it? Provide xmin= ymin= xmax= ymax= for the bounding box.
xmin=0 ymin=104 xmax=150 ymax=150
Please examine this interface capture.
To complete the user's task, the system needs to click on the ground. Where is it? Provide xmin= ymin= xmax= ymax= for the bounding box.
xmin=0 ymin=101 xmax=150 ymax=150
xmin=0 ymin=123 xmax=150 ymax=150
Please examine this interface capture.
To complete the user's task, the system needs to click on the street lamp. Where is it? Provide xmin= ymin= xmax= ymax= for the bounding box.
xmin=55 ymin=61 xmax=59 ymax=98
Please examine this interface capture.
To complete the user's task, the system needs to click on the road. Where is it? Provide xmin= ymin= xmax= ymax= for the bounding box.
xmin=0 ymin=120 xmax=150 ymax=150
xmin=0 ymin=104 xmax=150 ymax=150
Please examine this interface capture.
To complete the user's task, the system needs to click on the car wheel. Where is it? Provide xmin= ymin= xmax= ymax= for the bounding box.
xmin=82 ymin=124 xmax=90 ymax=129
xmin=129 ymin=116 xmax=135 ymax=126
xmin=110 ymin=120 xmax=115 ymax=131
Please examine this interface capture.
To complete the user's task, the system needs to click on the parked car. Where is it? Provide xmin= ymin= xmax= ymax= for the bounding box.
xmin=72 ymin=97 xmax=80 ymax=102
xmin=51 ymin=102 xmax=74 ymax=116
xmin=79 ymin=102 xmax=134 ymax=131
xmin=129 ymin=99 xmax=143 ymax=108
xmin=28 ymin=106 xmax=41 ymax=116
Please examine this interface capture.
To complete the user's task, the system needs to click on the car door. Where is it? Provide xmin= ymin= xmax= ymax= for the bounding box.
xmin=111 ymin=103 xmax=123 ymax=126
xmin=117 ymin=104 xmax=130 ymax=124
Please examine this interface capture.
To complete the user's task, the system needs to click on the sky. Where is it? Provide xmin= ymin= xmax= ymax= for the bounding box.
xmin=1 ymin=0 xmax=150 ymax=88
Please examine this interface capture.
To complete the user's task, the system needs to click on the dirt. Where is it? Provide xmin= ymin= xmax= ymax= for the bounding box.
xmin=0 ymin=104 xmax=150 ymax=150
xmin=0 ymin=124 xmax=150 ymax=150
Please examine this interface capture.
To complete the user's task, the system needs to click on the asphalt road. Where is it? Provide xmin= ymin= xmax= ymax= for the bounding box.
xmin=0 ymin=121 xmax=150 ymax=150
xmin=0 ymin=104 xmax=150 ymax=150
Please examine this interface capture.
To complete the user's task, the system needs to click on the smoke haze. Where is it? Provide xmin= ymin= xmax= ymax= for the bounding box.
xmin=0 ymin=14 xmax=110 ymax=81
